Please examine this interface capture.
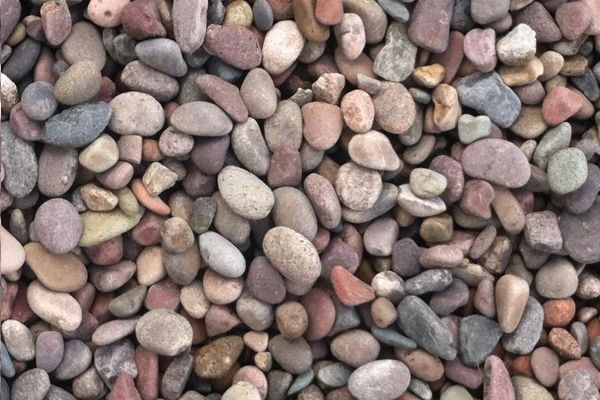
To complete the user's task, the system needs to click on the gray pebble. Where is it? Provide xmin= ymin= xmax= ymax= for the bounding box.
xmin=10 ymin=368 xmax=50 ymax=400
xmin=21 ymin=81 xmax=58 ymax=121
xmin=121 ymin=60 xmax=180 ymax=102
xmin=459 ymin=315 xmax=502 ymax=367
xmin=135 ymin=38 xmax=188 ymax=77
xmin=405 ymin=269 xmax=453 ymax=295
xmin=501 ymin=297 xmax=543 ymax=354
xmin=94 ymin=339 xmax=138 ymax=388
xmin=43 ymin=102 xmax=112 ymax=147
xmin=1 ymin=122 xmax=38 ymax=198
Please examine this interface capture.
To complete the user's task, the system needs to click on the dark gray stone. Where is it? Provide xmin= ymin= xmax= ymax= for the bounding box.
xmin=2 ymin=38 xmax=41 ymax=82
xmin=451 ymin=0 xmax=475 ymax=32
xmin=457 ymin=71 xmax=521 ymax=128
xmin=54 ymin=340 xmax=92 ymax=380
xmin=571 ymin=69 xmax=600 ymax=101
xmin=377 ymin=0 xmax=410 ymax=22
xmin=206 ymin=57 xmax=243 ymax=83
xmin=253 ymin=0 xmax=274 ymax=31
xmin=391 ymin=238 xmax=423 ymax=278
xmin=459 ymin=315 xmax=503 ymax=367
xmin=135 ymin=38 xmax=188 ymax=77
xmin=43 ymin=102 xmax=112 ymax=147
xmin=370 ymin=326 xmax=417 ymax=349
xmin=397 ymin=295 xmax=457 ymax=360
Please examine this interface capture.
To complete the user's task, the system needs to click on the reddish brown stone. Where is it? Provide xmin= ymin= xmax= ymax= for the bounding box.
xmin=330 ymin=265 xmax=375 ymax=306
xmin=542 ymin=86 xmax=584 ymax=125
xmin=143 ymin=280 xmax=180 ymax=310
xmin=460 ymin=179 xmax=495 ymax=219
xmin=548 ymin=327 xmax=581 ymax=359
xmin=203 ymin=25 xmax=262 ymax=70
xmin=431 ymin=31 xmax=465 ymax=83
xmin=543 ymin=298 xmax=576 ymax=327
xmin=121 ymin=0 xmax=166 ymax=40
xmin=300 ymin=288 xmax=335 ymax=340
xmin=110 ymin=373 xmax=142 ymax=400
xmin=302 ymin=102 xmax=343 ymax=150
xmin=10 ymin=103 xmax=44 ymax=141
xmin=315 ymin=0 xmax=343 ymax=25
xmin=135 ymin=346 xmax=159 ymax=400
xmin=131 ymin=212 xmax=167 ymax=246
xmin=85 ymin=235 xmax=124 ymax=265
xmin=408 ymin=0 xmax=454 ymax=54
xmin=196 ymin=74 xmax=248 ymax=123
xmin=510 ymin=355 xmax=533 ymax=378
xmin=267 ymin=148 xmax=302 ymax=188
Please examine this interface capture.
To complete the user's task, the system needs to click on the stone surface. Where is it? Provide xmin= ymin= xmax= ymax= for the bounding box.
xmin=135 ymin=309 xmax=193 ymax=356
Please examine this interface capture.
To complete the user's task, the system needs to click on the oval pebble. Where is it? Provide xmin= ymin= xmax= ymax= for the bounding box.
xmin=135 ymin=308 xmax=193 ymax=356
xmin=26 ymin=280 xmax=82 ymax=331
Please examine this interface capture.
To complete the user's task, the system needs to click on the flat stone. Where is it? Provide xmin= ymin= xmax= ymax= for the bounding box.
xmin=461 ymin=139 xmax=531 ymax=188
xmin=408 ymin=0 xmax=454 ymax=53
xmin=43 ymin=102 xmax=111 ymax=147
xmin=24 ymin=242 xmax=87 ymax=292
xmin=79 ymin=206 xmax=144 ymax=247
xmin=218 ymin=166 xmax=274 ymax=220
xmin=373 ymin=82 xmax=416 ymax=134
xmin=172 ymin=0 xmax=207 ymax=53
xmin=27 ymin=280 xmax=82 ymax=331
xmin=196 ymin=74 xmax=248 ymax=122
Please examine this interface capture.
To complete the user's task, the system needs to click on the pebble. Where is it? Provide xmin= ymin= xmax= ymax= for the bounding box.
xmin=109 ymin=92 xmax=165 ymax=136
xmin=263 ymin=226 xmax=321 ymax=295
xmin=36 ymin=331 xmax=64 ymax=373
xmin=347 ymin=360 xmax=410 ymax=400
xmin=397 ymin=295 xmax=456 ymax=360
xmin=78 ymin=206 xmax=144 ymax=247
xmin=199 ymin=231 xmax=246 ymax=278
xmin=54 ymin=61 xmax=102 ymax=105
xmin=262 ymin=20 xmax=304 ymax=75
xmin=54 ymin=340 xmax=92 ymax=380
xmin=1 ymin=122 xmax=37 ymax=198
xmin=461 ymin=139 xmax=531 ymax=188
xmin=559 ymin=199 xmax=600 ymax=264
xmin=79 ymin=134 xmax=119 ymax=173
xmin=241 ymin=68 xmax=277 ymax=119
xmin=464 ymin=28 xmax=497 ymax=72
xmin=0 ymin=225 xmax=25 ymax=274
xmin=535 ymin=257 xmax=578 ymax=299
xmin=27 ymin=280 xmax=82 ymax=331
xmin=484 ymin=355 xmax=516 ymax=400
xmin=334 ymin=13 xmax=365 ymax=61
xmin=347 ymin=130 xmax=400 ymax=171
xmin=11 ymin=368 xmax=50 ymax=400
xmin=495 ymin=274 xmax=530 ymax=333
xmin=25 ymin=242 xmax=87 ymax=292
xmin=547 ymin=148 xmax=588 ymax=194
xmin=33 ymin=198 xmax=81 ymax=254
xmin=410 ymin=168 xmax=448 ymax=199
xmin=302 ymin=102 xmax=343 ymax=150
xmin=196 ymin=74 xmax=248 ymax=122
xmin=218 ymin=166 xmax=274 ymax=219
xmin=20 ymin=81 xmax=57 ymax=121
xmin=336 ymin=162 xmax=382 ymax=211
xmin=408 ymin=0 xmax=453 ymax=53
xmin=373 ymin=82 xmax=416 ymax=134
xmin=2 ymin=319 xmax=34 ymax=361
xmin=268 ymin=335 xmax=313 ymax=374
xmin=373 ymin=23 xmax=416 ymax=83
xmin=43 ymin=102 xmax=112 ymax=147
xmin=397 ymin=184 xmax=447 ymax=217
xmin=172 ymin=0 xmax=207 ymax=53
xmin=135 ymin=309 xmax=192 ymax=356
xmin=542 ymin=86 xmax=583 ymax=126
xmin=121 ymin=0 xmax=165 ymax=40
xmin=61 ymin=22 xmax=106 ymax=69
xmin=502 ymin=297 xmax=543 ymax=355
xmin=531 ymin=347 xmax=559 ymax=387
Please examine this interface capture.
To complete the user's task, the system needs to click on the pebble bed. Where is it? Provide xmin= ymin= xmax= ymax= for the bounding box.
xmin=1 ymin=0 xmax=600 ymax=399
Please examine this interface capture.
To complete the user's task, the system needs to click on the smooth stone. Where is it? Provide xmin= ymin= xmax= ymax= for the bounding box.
xmin=136 ymin=309 xmax=193 ymax=356
xmin=373 ymin=82 xmax=416 ymax=134
xmin=410 ymin=168 xmax=448 ymax=199
xmin=0 ymin=225 xmax=25 ymax=274
xmin=61 ymin=22 xmax=106 ymax=69
xmin=27 ymin=280 xmax=82 ymax=331
xmin=496 ymin=23 xmax=536 ymax=66
xmin=171 ymin=101 xmax=232 ymax=137
xmin=54 ymin=61 xmax=101 ymax=105
xmin=135 ymin=38 xmax=188 ymax=77
xmin=502 ymin=297 xmax=543 ymax=354
xmin=196 ymin=74 xmax=248 ymax=122
xmin=33 ymin=198 xmax=82 ymax=254
xmin=373 ymin=23 xmax=416 ymax=82
xmin=348 ymin=130 xmax=400 ymax=171
xmin=495 ymin=274 xmax=530 ymax=333
xmin=240 ymin=68 xmax=277 ymax=119
xmin=268 ymin=335 xmax=313 ymax=374
xmin=79 ymin=206 xmax=144 ymax=247
xmin=303 ymin=173 xmax=342 ymax=229
xmin=397 ymin=295 xmax=457 ymax=360
xmin=54 ymin=340 xmax=92 ymax=380
xmin=24 ymin=243 xmax=87 ymax=292
xmin=21 ymin=81 xmax=57 ymax=121
xmin=457 ymin=72 xmax=521 ymax=128
xmin=43 ymin=102 xmax=111 ymax=148
xmin=408 ymin=0 xmax=453 ymax=53
xmin=532 ymin=122 xmax=571 ymax=170
xmin=35 ymin=331 xmax=63 ymax=373
xmin=109 ymin=285 xmax=147 ymax=318
xmin=460 ymin=315 xmax=503 ymax=367
xmin=471 ymin=0 xmax=509 ymax=24
xmin=547 ymin=148 xmax=588 ymax=195
xmin=2 ymin=320 xmax=34 ymax=361
xmin=265 ymin=100 xmax=303 ymax=151
xmin=461 ymin=139 xmax=531 ymax=188
xmin=347 ymin=360 xmax=411 ymax=400
xmin=262 ymin=20 xmax=304 ymax=75
xmin=199 ymin=231 xmax=245 ymax=278
xmin=121 ymin=61 xmax=180 ymax=102
xmin=336 ymin=162 xmax=382 ymax=211
xmin=263 ymin=226 xmax=321 ymax=295
xmin=109 ymin=92 xmax=164 ymax=136
xmin=203 ymin=24 xmax=262 ymax=70
xmin=1 ymin=122 xmax=37 ymax=198
xmin=331 ymin=329 xmax=380 ymax=367
xmin=458 ymin=114 xmax=492 ymax=144
xmin=94 ymin=339 xmax=137 ymax=388
xmin=535 ymin=257 xmax=578 ymax=299
xmin=10 ymin=368 xmax=50 ymax=400
xmin=513 ymin=376 xmax=553 ymax=400
xmin=0 ymin=0 xmax=20 ymax=44
xmin=396 ymin=184 xmax=446 ymax=217
xmin=405 ymin=268 xmax=453 ymax=295
xmin=560 ymin=198 xmax=600 ymax=263
xmin=218 ymin=166 xmax=274 ymax=220
xmin=172 ymin=0 xmax=208 ymax=53
xmin=3 ymin=39 xmax=42 ymax=83
xmin=92 ymin=318 xmax=139 ymax=346
xmin=272 ymin=187 xmax=318 ymax=240
xmin=230 ymin=119 xmax=269 ymax=176
xmin=483 ymin=355 xmax=516 ymax=400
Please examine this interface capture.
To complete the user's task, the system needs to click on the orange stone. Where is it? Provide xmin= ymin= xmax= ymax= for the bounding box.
xmin=543 ymin=297 xmax=576 ymax=327
xmin=510 ymin=355 xmax=533 ymax=378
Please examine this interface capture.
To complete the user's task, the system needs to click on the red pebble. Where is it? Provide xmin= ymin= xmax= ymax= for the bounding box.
xmin=330 ymin=266 xmax=375 ymax=306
